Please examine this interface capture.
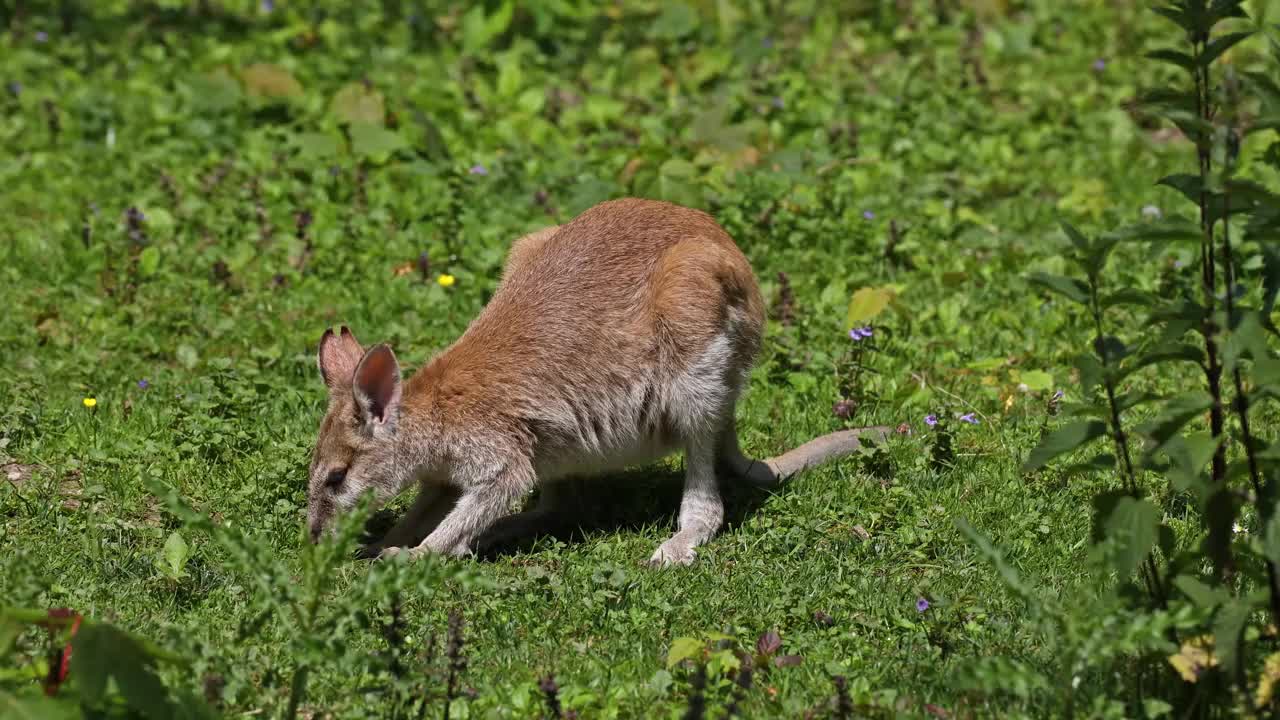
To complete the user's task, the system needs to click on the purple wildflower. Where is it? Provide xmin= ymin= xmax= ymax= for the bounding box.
xmin=772 ymin=96 xmax=784 ymax=109
xmin=862 ymin=210 xmax=875 ymax=221
xmin=924 ymin=414 xmax=938 ymax=427
xmin=7 ymin=81 xmax=20 ymax=97
xmin=848 ymin=326 xmax=873 ymax=341
xmin=261 ymin=0 xmax=275 ymax=12
xmin=916 ymin=598 xmax=930 ymax=613
xmin=1092 ymin=58 xmax=1106 ymax=72
xmin=1052 ymin=390 xmax=1064 ymax=400
xmin=959 ymin=412 xmax=979 ymax=425
xmin=35 ymin=31 xmax=48 ymax=43
xmin=469 ymin=164 xmax=488 ymax=176
xmin=137 ymin=379 xmax=149 ymax=390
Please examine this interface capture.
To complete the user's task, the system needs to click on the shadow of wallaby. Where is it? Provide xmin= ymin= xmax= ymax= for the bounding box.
xmin=359 ymin=464 xmax=783 ymax=561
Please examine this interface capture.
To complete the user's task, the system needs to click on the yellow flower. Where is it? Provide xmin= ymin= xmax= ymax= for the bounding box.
xmin=1258 ymin=652 xmax=1280 ymax=709
xmin=82 ymin=397 xmax=97 ymax=408
xmin=437 ymin=274 xmax=456 ymax=288
xmin=1169 ymin=635 xmax=1217 ymax=683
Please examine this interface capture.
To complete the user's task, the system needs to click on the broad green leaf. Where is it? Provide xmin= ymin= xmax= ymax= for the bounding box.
xmin=1091 ymin=490 xmax=1128 ymax=544
xmin=1115 ymin=391 xmax=1163 ymax=413
xmin=845 ymin=287 xmax=894 ymax=328
xmin=1137 ymin=393 xmax=1214 ymax=450
xmin=292 ymin=131 xmax=341 ymax=159
xmin=1174 ymin=574 xmax=1227 ymax=609
xmin=77 ymin=624 xmax=178 ymax=720
xmin=1028 ymin=272 xmax=1088 ymax=304
xmin=666 ymin=636 xmax=703 ymax=668
xmin=1100 ymin=288 xmax=1154 ymax=309
xmin=330 ymin=83 xmax=385 ymax=126
xmin=1157 ymin=173 xmax=1201 ymax=206
xmin=1018 ymin=370 xmax=1053 ymax=392
xmin=1059 ymin=221 xmax=1090 ymax=252
xmin=163 ymin=531 xmax=190 ymax=578
xmin=1061 ymin=453 xmax=1117 ymax=479
xmin=1162 ymin=432 xmax=1220 ymax=501
xmin=349 ymin=123 xmax=408 ymax=164
xmin=1245 ymin=70 xmax=1280 ymax=109
xmin=1247 ymin=113 xmax=1280 ymax=137
xmin=1103 ymin=497 xmax=1160 ymax=579
xmin=1116 ymin=343 xmax=1203 ymax=383
xmin=1106 ymin=217 xmax=1200 ymax=244
xmin=1224 ymin=310 xmax=1268 ymax=373
xmin=1152 ymin=5 xmax=1193 ymax=32
xmin=138 ymin=247 xmax=160 ymax=278
xmin=185 ymin=69 xmax=242 ymax=113
xmin=1074 ymin=351 xmax=1105 ymax=395
xmin=1214 ymin=598 xmax=1252 ymax=678
xmin=0 ymin=692 xmax=79 ymax=720
xmin=240 ymin=63 xmax=302 ymax=100
xmin=650 ymin=2 xmax=699 ymax=39
xmin=1147 ymin=48 xmax=1197 ymax=71
xmin=1022 ymin=421 xmax=1107 ymax=472
xmin=1200 ymin=31 xmax=1253 ymax=66
xmin=1255 ymin=356 xmax=1280 ymax=390
xmin=461 ymin=1 xmax=515 ymax=52
xmin=1207 ymin=0 xmax=1249 ymax=24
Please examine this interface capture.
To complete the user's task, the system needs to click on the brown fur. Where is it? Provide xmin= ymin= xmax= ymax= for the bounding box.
xmin=308 ymin=199 xmax=889 ymax=565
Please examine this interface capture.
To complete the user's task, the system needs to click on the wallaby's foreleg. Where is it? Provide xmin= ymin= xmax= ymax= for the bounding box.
xmin=391 ymin=461 xmax=534 ymax=559
xmin=385 ymin=485 xmax=461 ymax=546
xmin=474 ymin=479 xmax=583 ymax=552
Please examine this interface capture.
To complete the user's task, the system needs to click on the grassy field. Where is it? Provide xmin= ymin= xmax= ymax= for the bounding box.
xmin=4 ymin=1 xmax=1279 ymax=718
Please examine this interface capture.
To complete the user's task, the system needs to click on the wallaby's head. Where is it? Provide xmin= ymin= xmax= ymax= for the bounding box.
xmin=308 ymin=326 xmax=405 ymax=542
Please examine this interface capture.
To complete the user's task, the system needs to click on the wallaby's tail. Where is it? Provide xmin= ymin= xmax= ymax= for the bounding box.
xmin=720 ymin=426 xmax=894 ymax=489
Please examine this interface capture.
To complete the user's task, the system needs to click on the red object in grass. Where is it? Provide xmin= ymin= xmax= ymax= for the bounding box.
xmin=40 ymin=608 xmax=82 ymax=697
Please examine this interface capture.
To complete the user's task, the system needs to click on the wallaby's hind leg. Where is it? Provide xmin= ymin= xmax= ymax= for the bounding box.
xmin=649 ymin=432 xmax=723 ymax=567
xmin=716 ymin=413 xmax=782 ymax=488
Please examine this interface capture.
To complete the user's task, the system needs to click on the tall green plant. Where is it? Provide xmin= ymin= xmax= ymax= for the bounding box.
xmin=968 ymin=0 xmax=1280 ymax=713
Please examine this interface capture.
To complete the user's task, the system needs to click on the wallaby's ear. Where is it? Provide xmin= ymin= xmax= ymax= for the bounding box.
xmin=352 ymin=344 xmax=401 ymax=425
xmin=317 ymin=326 xmax=364 ymax=389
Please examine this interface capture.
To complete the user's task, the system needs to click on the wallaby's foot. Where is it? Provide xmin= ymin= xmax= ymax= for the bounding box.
xmin=377 ymin=541 xmax=474 ymax=561
xmin=648 ymin=533 xmax=699 ymax=567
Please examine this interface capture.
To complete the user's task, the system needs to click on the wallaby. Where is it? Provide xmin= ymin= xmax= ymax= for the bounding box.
xmin=308 ymin=198 xmax=889 ymax=566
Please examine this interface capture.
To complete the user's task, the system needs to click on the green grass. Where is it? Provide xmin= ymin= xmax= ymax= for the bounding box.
xmin=5 ymin=1 xmax=1280 ymax=717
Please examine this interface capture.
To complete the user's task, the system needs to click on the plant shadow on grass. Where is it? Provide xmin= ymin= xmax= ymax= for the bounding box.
xmin=359 ymin=466 xmax=783 ymax=561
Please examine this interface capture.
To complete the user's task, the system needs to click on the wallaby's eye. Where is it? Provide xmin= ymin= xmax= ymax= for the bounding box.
xmin=325 ymin=468 xmax=348 ymax=489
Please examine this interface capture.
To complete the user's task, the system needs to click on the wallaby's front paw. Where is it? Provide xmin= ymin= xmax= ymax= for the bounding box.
xmin=377 ymin=546 xmax=413 ymax=561
xmin=648 ymin=537 xmax=697 ymax=567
